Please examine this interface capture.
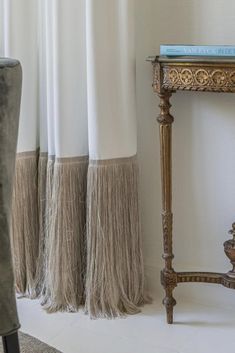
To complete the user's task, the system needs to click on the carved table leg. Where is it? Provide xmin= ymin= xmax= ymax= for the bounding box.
xmin=157 ymin=92 xmax=176 ymax=324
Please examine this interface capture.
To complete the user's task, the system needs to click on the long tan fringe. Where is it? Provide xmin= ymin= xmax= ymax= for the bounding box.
xmin=43 ymin=157 xmax=88 ymax=313
xmin=11 ymin=152 xmax=148 ymax=317
xmin=39 ymin=156 xmax=55 ymax=304
xmin=34 ymin=153 xmax=48 ymax=295
xmin=85 ymin=155 xmax=148 ymax=318
xmin=11 ymin=152 xmax=39 ymax=298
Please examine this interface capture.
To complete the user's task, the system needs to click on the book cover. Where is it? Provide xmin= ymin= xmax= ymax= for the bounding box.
xmin=160 ymin=45 xmax=235 ymax=57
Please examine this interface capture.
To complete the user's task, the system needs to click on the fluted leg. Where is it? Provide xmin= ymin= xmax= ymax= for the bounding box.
xmin=157 ymin=92 xmax=176 ymax=324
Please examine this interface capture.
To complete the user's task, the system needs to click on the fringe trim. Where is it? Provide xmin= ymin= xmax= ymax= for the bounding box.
xmin=85 ymin=155 xmax=148 ymax=318
xmin=11 ymin=152 xmax=149 ymax=317
xmin=11 ymin=151 xmax=39 ymax=298
xmin=39 ymin=156 xmax=55 ymax=304
xmin=42 ymin=157 xmax=88 ymax=312
xmin=34 ymin=153 xmax=48 ymax=296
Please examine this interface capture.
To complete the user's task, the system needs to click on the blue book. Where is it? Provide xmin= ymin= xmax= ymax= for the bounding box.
xmin=160 ymin=45 xmax=235 ymax=57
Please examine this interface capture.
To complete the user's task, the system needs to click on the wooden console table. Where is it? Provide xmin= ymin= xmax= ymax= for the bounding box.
xmin=148 ymin=56 xmax=235 ymax=324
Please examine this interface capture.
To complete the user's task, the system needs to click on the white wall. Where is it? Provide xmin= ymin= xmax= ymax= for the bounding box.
xmin=136 ymin=0 xmax=235 ymax=309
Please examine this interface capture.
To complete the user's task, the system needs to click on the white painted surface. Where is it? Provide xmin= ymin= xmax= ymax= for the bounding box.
xmin=17 ymin=297 xmax=235 ymax=353
xmin=136 ymin=0 xmax=235 ymax=308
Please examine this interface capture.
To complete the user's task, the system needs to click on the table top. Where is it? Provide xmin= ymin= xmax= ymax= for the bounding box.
xmin=147 ymin=56 xmax=235 ymax=64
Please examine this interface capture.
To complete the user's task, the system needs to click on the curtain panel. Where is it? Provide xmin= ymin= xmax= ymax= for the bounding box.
xmin=0 ymin=0 xmax=147 ymax=317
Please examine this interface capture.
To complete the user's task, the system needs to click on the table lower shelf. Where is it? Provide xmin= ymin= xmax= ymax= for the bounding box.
xmin=161 ymin=270 xmax=235 ymax=290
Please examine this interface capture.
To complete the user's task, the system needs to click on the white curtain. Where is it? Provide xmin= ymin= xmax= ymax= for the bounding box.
xmin=0 ymin=0 xmax=147 ymax=317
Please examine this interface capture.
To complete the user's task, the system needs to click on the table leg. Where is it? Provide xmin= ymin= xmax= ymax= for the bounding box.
xmin=157 ymin=92 xmax=176 ymax=324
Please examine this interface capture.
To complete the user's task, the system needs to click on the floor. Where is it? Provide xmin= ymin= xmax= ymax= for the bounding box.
xmin=17 ymin=298 xmax=235 ymax=353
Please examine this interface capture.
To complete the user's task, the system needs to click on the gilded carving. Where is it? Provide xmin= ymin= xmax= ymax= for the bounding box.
xmin=162 ymin=65 xmax=235 ymax=92
xmin=180 ymin=69 xmax=193 ymax=84
xmin=211 ymin=70 xmax=226 ymax=86
xmin=177 ymin=272 xmax=221 ymax=285
xmin=161 ymin=270 xmax=177 ymax=288
xmin=153 ymin=63 xmax=162 ymax=93
xmin=229 ymin=71 xmax=235 ymax=84
xmin=169 ymin=69 xmax=179 ymax=84
xmin=157 ymin=93 xmax=174 ymax=124
xmin=221 ymin=276 xmax=235 ymax=289
xmin=224 ymin=222 xmax=235 ymax=278
xmin=177 ymin=272 xmax=235 ymax=290
xmin=162 ymin=212 xmax=173 ymax=258
xmin=195 ymin=69 xmax=209 ymax=85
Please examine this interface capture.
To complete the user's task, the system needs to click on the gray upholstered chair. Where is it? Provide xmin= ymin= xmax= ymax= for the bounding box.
xmin=0 ymin=58 xmax=22 ymax=353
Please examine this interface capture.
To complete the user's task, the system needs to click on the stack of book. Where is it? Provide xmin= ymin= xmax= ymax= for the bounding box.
xmin=160 ymin=45 xmax=235 ymax=58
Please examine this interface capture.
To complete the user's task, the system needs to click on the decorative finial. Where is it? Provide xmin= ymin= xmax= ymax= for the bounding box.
xmin=228 ymin=222 xmax=235 ymax=240
xmin=224 ymin=222 xmax=235 ymax=278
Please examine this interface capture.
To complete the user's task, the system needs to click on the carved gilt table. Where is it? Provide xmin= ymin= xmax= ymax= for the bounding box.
xmin=148 ymin=56 xmax=235 ymax=324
